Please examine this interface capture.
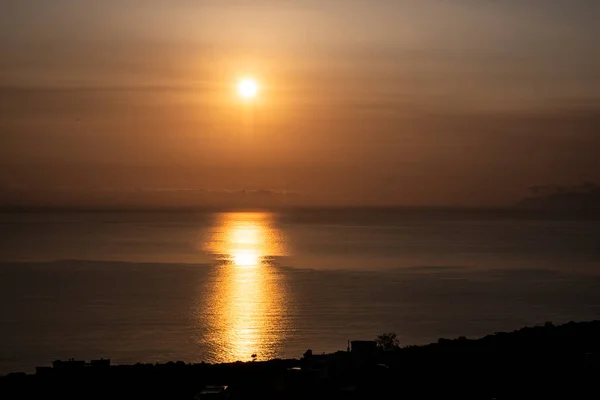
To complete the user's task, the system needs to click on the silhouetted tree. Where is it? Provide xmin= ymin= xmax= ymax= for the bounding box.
xmin=303 ymin=349 xmax=313 ymax=359
xmin=376 ymin=332 xmax=400 ymax=351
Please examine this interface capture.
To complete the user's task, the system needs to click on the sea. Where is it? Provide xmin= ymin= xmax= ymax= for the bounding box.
xmin=1 ymin=208 xmax=599 ymax=374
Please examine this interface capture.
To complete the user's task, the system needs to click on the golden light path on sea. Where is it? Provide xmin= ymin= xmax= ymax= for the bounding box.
xmin=201 ymin=212 xmax=289 ymax=362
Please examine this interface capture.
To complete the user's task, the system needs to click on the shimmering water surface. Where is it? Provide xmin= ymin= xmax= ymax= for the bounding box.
xmin=1 ymin=210 xmax=600 ymax=374
xmin=201 ymin=213 xmax=290 ymax=362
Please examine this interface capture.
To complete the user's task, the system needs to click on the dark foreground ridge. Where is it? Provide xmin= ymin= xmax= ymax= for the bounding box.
xmin=2 ymin=320 xmax=600 ymax=399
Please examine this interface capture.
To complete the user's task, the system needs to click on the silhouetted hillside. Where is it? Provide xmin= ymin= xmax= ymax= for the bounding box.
xmin=1 ymin=320 xmax=599 ymax=399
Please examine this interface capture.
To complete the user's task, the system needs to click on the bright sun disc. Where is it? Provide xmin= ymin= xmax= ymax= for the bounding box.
xmin=237 ymin=78 xmax=258 ymax=99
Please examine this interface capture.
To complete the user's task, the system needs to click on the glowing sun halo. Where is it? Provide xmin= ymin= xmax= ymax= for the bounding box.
xmin=237 ymin=78 xmax=258 ymax=99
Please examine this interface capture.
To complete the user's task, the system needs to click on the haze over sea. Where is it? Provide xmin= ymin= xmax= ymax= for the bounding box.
xmin=1 ymin=208 xmax=600 ymax=374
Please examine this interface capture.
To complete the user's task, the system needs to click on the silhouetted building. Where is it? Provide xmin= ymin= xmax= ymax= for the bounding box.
xmin=52 ymin=359 xmax=85 ymax=371
xmin=90 ymin=358 xmax=110 ymax=368
xmin=350 ymin=340 xmax=377 ymax=354
xmin=351 ymin=341 xmax=377 ymax=356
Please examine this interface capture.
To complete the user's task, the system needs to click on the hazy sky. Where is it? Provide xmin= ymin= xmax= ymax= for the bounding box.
xmin=1 ymin=0 xmax=599 ymax=207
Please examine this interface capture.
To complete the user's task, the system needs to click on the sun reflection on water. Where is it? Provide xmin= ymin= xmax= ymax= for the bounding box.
xmin=200 ymin=212 xmax=289 ymax=362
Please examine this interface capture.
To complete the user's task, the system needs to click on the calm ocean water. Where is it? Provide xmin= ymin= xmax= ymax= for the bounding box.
xmin=1 ymin=209 xmax=600 ymax=374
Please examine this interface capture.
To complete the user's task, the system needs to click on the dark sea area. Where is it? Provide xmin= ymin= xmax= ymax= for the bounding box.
xmin=1 ymin=208 xmax=599 ymax=374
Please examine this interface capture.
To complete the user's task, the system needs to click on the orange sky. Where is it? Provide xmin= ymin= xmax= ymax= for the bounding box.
xmin=1 ymin=1 xmax=599 ymax=208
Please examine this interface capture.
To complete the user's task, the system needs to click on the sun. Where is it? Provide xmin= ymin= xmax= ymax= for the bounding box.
xmin=237 ymin=78 xmax=259 ymax=99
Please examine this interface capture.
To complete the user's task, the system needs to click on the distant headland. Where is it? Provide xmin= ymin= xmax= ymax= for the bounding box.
xmin=516 ymin=182 xmax=600 ymax=211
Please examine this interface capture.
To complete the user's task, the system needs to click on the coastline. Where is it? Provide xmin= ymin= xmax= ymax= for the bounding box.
xmin=2 ymin=320 xmax=599 ymax=399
